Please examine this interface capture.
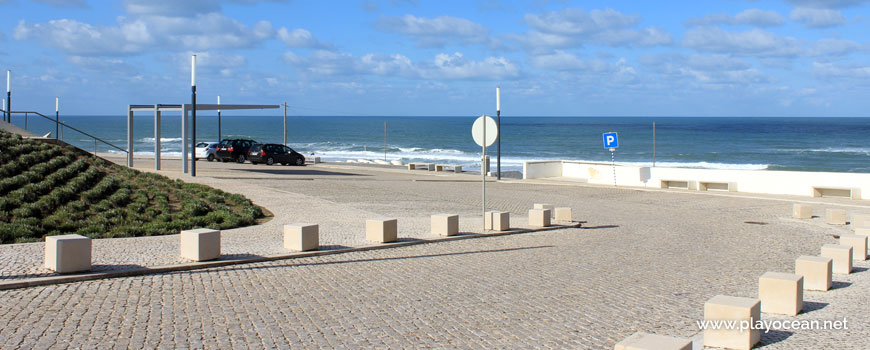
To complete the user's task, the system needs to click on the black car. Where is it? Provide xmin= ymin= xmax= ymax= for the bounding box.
xmin=249 ymin=144 xmax=305 ymax=166
xmin=215 ymin=139 xmax=257 ymax=163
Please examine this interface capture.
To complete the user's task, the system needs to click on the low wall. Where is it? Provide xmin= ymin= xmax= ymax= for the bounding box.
xmin=523 ymin=160 xmax=870 ymax=200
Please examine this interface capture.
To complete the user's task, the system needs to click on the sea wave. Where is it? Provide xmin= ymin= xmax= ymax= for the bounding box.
xmin=141 ymin=137 xmax=184 ymax=143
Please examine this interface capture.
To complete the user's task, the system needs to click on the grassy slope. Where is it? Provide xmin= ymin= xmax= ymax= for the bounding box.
xmin=0 ymin=130 xmax=267 ymax=244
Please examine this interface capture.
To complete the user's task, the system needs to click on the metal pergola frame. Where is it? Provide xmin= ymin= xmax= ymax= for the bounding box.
xmin=127 ymin=103 xmax=279 ymax=175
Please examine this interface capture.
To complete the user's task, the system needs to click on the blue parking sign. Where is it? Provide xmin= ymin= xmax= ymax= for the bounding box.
xmin=603 ymin=132 xmax=619 ymax=149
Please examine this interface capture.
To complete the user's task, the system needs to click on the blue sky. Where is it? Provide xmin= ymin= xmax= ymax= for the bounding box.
xmin=1 ymin=0 xmax=869 ymax=116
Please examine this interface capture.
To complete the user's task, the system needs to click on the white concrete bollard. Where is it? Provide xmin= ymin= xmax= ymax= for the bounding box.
xmin=180 ymin=228 xmax=221 ymax=262
xmin=758 ymin=272 xmax=803 ymax=316
xmin=366 ymin=218 xmax=397 ymax=243
xmin=821 ymin=244 xmax=852 ymax=274
xmin=284 ymin=223 xmax=319 ymax=251
xmin=825 ymin=209 xmax=846 ymax=225
xmin=485 ymin=211 xmax=510 ymax=231
xmin=839 ymin=234 xmax=867 ymax=261
xmin=792 ymin=204 xmax=812 ymax=219
xmin=795 ymin=256 xmax=832 ymax=291
xmin=533 ymin=203 xmax=555 ymax=212
xmin=554 ymin=207 xmax=572 ymax=222
xmin=851 ymin=213 xmax=870 ymax=227
xmin=44 ymin=234 xmax=92 ymax=273
xmin=431 ymin=214 xmax=459 ymax=236
xmin=614 ymin=332 xmax=692 ymax=350
xmin=529 ymin=208 xmax=551 ymax=227
xmin=703 ymin=295 xmax=760 ymax=350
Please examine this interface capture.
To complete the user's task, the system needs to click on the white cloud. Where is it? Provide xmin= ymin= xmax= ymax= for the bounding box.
xmin=640 ymin=53 xmax=769 ymax=87
xmin=277 ymin=28 xmax=329 ymax=49
xmin=812 ymin=61 xmax=870 ymax=80
xmin=529 ymin=50 xmax=623 ymax=72
xmin=809 ymin=38 xmax=863 ymax=56
xmin=283 ymin=50 xmax=519 ymax=80
xmin=14 ymin=14 xmax=276 ymax=56
xmin=682 ymin=27 xmax=803 ymax=57
xmin=376 ymin=15 xmax=491 ymax=47
xmin=513 ymin=8 xmax=672 ymax=49
xmin=790 ymin=7 xmax=847 ymax=28
xmin=686 ymin=9 xmax=786 ymax=27
xmin=67 ymin=56 xmax=136 ymax=74
xmin=123 ymin=0 xmax=287 ymax=16
xmin=787 ymin=0 xmax=869 ymax=9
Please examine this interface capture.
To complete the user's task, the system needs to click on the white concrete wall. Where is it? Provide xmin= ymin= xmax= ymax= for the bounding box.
xmin=523 ymin=160 xmax=870 ymax=199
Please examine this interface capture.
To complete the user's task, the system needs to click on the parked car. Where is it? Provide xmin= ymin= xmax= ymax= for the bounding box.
xmin=195 ymin=142 xmax=219 ymax=162
xmin=249 ymin=144 xmax=305 ymax=166
xmin=215 ymin=138 xmax=258 ymax=163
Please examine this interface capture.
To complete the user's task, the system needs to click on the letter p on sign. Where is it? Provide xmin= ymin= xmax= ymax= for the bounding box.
xmin=603 ymin=132 xmax=619 ymax=149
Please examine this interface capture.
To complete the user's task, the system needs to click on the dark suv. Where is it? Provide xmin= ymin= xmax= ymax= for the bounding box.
xmin=215 ymin=139 xmax=258 ymax=163
xmin=249 ymin=144 xmax=305 ymax=166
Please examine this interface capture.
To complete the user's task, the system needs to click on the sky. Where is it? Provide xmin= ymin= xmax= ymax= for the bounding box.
xmin=0 ymin=0 xmax=869 ymax=117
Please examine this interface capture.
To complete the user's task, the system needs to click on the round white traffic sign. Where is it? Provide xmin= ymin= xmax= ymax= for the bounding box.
xmin=471 ymin=115 xmax=498 ymax=147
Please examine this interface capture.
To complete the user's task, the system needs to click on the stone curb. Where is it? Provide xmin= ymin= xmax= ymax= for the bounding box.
xmin=0 ymin=222 xmax=581 ymax=291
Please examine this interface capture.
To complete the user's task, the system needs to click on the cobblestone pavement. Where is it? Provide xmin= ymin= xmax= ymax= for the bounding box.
xmin=1 ymin=158 xmax=869 ymax=348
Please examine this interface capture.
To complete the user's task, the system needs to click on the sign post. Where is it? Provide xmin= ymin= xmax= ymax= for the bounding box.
xmin=602 ymin=132 xmax=619 ymax=187
xmin=472 ymin=115 xmax=498 ymax=231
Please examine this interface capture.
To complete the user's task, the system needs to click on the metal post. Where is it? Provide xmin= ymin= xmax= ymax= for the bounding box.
xmin=127 ymin=106 xmax=133 ymax=167
xmin=217 ymin=95 xmax=221 ymax=142
xmin=611 ymin=149 xmax=616 ymax=187
xmin=6 ymin=70 xmax=11 ymax=124
xmin=24 ymin=112 xmax=27 ymax=130
xmin=384 ymin=121 xmax=387 ymax=162
xmin=283 ymin=101 xmax=287 ymax=146
xmin=55 ymin=97 xmax=59 ymax=140
xmin=653 ymin=122 xmax=656 ymax=167
xmin=496 ymin=87 xmax=501 ymax=180
xmin=482 ymin=117 xmax=486 ymax=232
xmin=191 ymin=55 xmax=197 ymax=177
xmin=155 ymin=106 xmax=161 ymax=170
xmin=182 ymin=105 xmax=188 ymax=173
xmin=94 ymin=139 xmax=97 ymax=156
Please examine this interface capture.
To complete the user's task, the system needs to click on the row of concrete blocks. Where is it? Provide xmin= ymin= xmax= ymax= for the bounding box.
xmin=616 ymin=223 xmax=868 ymax=349
xmin=44 ymin=205 xmax=576 ymax=272
xmin=792 ymin=204 xmax=870 ymax=228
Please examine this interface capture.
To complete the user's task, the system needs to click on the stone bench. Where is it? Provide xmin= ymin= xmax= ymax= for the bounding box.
xmin=44 ymin=234 xmax=92 ymax=273
xmin=431 ymin=214 xmax=458 ymax=236
xmin=529 ymin=208 xmax=551 ymax=227
xmin=821 ymin=244 xmax=852 ymax=274
xmin=366 ymin=218 xmax=397 ymax=243
xmin=434 ymin=164 xmax=462 ymax=173
xmin=407 ymin=162 xmax=433 ymax=171
xmin=660 ymin=180 xmax=698 ymax=190
xmin=703 ymin=295 xmax=760 ymax=350
xmin=614 ymin=332 xmax=692 ymax=350
xmin=795 ymin=256 xmax=832 ymax=291
xmin=840 ymin=234 xmax=867 ymax=261
xmin=793 ymin=204 xmax=812 ymax=219
xmin=825 ymin=209 xmax=846 ymax=225
xmin=180 ymin=228 xmax=221 ymax=262
xmin=284 ymin=223 xmax=319 ymax=251
xmin=698 ymin=181 xmax=737 ymax=192
xmin=485 ymin=211 xmax=510 ymax=231
xmin=758 ymin=272 xmax=803 ymax=316
xmin=812 ymin=186 xmax=861 ymax=200
xmin=554 ymin=207 xmax=572 ymax=222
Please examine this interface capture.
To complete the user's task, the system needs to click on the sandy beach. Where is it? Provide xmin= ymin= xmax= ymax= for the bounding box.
xmin=1 ymin=153 xmax=868 ymax=349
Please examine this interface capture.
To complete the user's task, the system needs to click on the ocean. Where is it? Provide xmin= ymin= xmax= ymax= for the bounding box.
xmin=7 ymin=115 xmax=870 ymax=173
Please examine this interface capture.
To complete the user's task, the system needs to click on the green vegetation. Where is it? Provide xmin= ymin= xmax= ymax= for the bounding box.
xmin=0 ymin=130 xmax=268 ymax=244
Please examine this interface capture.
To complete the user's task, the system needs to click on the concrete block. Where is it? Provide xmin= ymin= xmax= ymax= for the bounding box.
xmin=614 ymin=332 xmax=692 ymax=350
xmin=366 ymin=218 xmax=397 ymax=243
xmin=825 ymin=209 xmax=846 ymax=225
xmin=850 ymin=213 xmax=870 ymax=227
xmin=795 ymin=256 xmax=832 ymax=291
xmin=758 ymin=272 xmax=803 ymax=316
xmin=792 ymin=204 xmax=812 ymax=219
xmin=180 ymin=228 xmax=221 ymax=261
xmin=529 ymin=208 xmax=551 ymax=227
xmin=533 ymin=203 xmax=555 ymax=212
xmin=856 ymin=227 xmax=870 ymax=236
xmin=554 ymin=207 xmax=572 ymax=222
xmin=44 ymin=234 xmax=92 ymax=273
xmin=821 ymin=244 xmax=852 ymax=274
xmin=431 ymin=214 xmax=459 ymax=236
xmin=485 ymin=211 xmax=510 ymax=231
xmin=284 ymin=223 xmax=319 ymax=251
xmin=703 ymin=295 xmax=760 ymax=350
xmin=839 ymin=234 xmax=867 ymax=261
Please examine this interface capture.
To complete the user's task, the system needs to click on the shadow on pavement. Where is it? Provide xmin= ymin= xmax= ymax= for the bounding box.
xmin=759 ymin=330 xmax=794 ymax=347
xmin=801 ymin=301 xmax=828 ymax=313
xmin=237 ymin=169 xmax=368 ymax=177
xmin=581 ymin=225 xmax=619 ymax=230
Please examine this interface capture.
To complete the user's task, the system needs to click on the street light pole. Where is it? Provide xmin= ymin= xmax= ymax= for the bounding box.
xmin=217 ymin=95 xmax=221 ymax=142
xmin=55 ymin=97 xmax=59 ymax=140
xmin=191 ymin=55 xmax=197 ymax=177
xmin=6 ymin=70 xmax=11 ymax=123
xmin=283 ymin=101 xmax=287 ymax=146
xmin=496 ymin=87 xmax=501 ymax=180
